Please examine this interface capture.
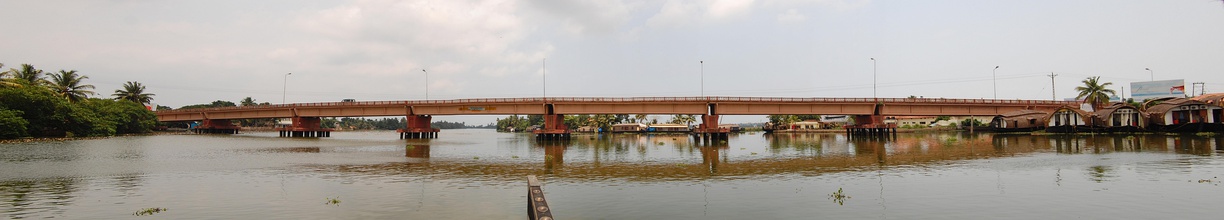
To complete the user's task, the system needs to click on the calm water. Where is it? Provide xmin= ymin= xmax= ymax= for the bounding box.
xmin=2 ymin=129 xmax=1224 ymax=219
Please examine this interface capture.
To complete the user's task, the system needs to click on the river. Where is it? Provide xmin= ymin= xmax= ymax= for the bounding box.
xmin=2 ymin=129 xmax=1223 ymax=219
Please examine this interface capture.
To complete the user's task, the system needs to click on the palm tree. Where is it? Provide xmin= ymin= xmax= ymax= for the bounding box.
xmin=113 ymin=81 xmax=155 ymax=104
xmin=634 ymin=114 xmax=648 ymax=124
xmin=240 ymin=97 xmax=258 ymax=106
xmin=1074 ymin=76 xmax=1116 ymax=110
xmin=0 ymin=63 xmax=19 ymax=88
xmin=6 ymin=63 xmax=49 ymax=87
xmin=47 ymin=70 xmax=96 ymax=102
xmin=670 ymin=114 xmax=697 ymax=126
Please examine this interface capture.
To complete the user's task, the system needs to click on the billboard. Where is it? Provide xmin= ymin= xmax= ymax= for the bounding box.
xmin=1131 ymin=79 xmax=1185 ymax=101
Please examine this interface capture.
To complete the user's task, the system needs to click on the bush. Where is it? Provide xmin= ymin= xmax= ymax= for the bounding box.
xmin=0 ymin=87 xmax=72 ymax=136
xmin=83 ymin=99 xmax=156 ymax=134
xmin=0 ymin=87 xmax=157 ymax=139
xmin=0 ymin=109 xmax=28 ymax=138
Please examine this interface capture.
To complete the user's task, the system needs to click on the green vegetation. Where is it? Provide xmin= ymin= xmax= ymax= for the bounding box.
xmin=767 ymin=115 xmax=820 ymax=125
xmin=48 ymin=70 xmax=96 ymax=103
xmin=0 ymin=63 xmax=158 ymax=139
xmin=0 ymin=109 xmax=29 ymax=138
xmin=319 ymin=117 xmax=490 ymax=130
xmin=960 ymin=118 xmax=985 ymax=127
xmin=133 ymin=207 xmax=167 ymax=216
xmin=113 ymin=81 xmax=155 ymax=104
xmin=1074 ymin=76 xmax=1116 ymax=110
xmin=496 ymin=115 xmax=542 ymax=131
xmin=829 ymin=188 xmax=851 ymax=205
xmin=496 ymin=114 xmax=626 ymax=131
xmin=669 ymin=114 xmax=696 ymax=125
xmin=565 ymin=114 xmax=626 ymax=130
xmin=325 ymin=197 xmax=341 ymax=205
xmin=179 ymin=100 xmax=236 ymax=109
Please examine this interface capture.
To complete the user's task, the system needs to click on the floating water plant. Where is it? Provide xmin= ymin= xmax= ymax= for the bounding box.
xmin=829 ymin=188 xmax=851 ymax=205
xmin=326 ymin=197 xmax=341 ymax=205
xmin=134 ymin=207 xmax=167 ymax=216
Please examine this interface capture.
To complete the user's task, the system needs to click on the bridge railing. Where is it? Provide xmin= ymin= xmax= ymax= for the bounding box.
xmin=156 ymin=97 xmax=1077 ymax=113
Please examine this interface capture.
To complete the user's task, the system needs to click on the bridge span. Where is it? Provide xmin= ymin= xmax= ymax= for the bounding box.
xmin=156 ymin=97 xmax=1075 ymax=139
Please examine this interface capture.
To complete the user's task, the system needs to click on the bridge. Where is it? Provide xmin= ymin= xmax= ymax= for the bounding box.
xmin=155 ymin=97 xmax=1075 ymax=139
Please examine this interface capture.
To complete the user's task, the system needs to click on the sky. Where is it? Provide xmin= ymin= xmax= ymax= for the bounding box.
xmin=3 ymin=0 xmax=1224 ymax=124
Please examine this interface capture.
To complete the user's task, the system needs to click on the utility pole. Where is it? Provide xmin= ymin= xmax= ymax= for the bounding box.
xmin=1192 ymin=82 xmax=1205 ymax=96
xmin=282 ymin=72 xmax=292 ymax=104
xmin=993 ymin=66 xmax=999 ymax=99
xmin=871 ymin=58 xmax=877 ymax=98
xmin=422 ymin=69 xmax=428 ymax=100
xmin=543 ymin=58 xmax=546 ymax=99
xmin=1048 ymin=72 xmax=1058 ymax=101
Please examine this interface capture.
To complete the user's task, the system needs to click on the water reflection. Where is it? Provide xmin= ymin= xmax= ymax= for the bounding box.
xmin=0 ymin=178 xmax=79 ymax=219
xmin=538 ymin=140 xmax=568 ymax=171
xmin=5 ymin=131 xmax=1224 ymax=219
xmin=699 ymin=145 xmax=727 ymax=174
xmin=1020 ymin=134 xmax=1224 ymax=155
xmin=406 ymin=140 xmax=430 ymax=162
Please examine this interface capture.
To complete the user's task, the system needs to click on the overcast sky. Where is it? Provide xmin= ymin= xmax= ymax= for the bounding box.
xmin=3 ymin=0 xmax=1223 ymax=124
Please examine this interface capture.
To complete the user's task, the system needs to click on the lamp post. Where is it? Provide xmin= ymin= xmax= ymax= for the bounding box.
xmin=543 ymin=58 xmax=546 ymax=99
xmin=700 ymin=61 xmax=704 ymax=97
xmin=993 ymin=66 xmax=999 ymax=99
xmin=282 ymin=72 xmax=291 ymax=104
xmin=870 ymin=58 xmax=876 ymax=98
xmin=1145 ymin=68 xmax=1153 ymax=81
xmin=422 ymin=69 xmax=428 ymax=100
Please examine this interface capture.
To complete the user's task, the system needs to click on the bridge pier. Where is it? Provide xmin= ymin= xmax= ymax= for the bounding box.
xmin=277 ymin=117 xmax=333 ymax=138
xmin=846 ymin=115 xmax=896 ymax=138
xmin=398 ymin=115 xmax=440 ymax=139
xmin=193 ymin=119 xmax=240 ymax=134
xmin=692 ymin=114 xmax=729 ymax=144
xmin=534 ymin=114 xmax=570 ymax=140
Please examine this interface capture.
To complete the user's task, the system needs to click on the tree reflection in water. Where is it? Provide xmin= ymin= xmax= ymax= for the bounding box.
xmin=0 ymin=178 xmax=80 ymax=219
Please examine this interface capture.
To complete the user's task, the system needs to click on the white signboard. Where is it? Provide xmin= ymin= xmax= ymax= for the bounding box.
xmin=1131 ymin=79 xmax=1185 ymax=101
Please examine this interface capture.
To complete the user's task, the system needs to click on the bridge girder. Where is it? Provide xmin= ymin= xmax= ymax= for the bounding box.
xmin=156 ymin=97 xmax=1075 ymax=122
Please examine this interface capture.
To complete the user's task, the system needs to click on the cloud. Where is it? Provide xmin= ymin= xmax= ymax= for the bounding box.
xmin=291 ymin=0 xmax=554 ymax=92
xmin=645 ymin=0 xmax=703 ymax=29
xmin=708 ymin=0 xmax=756 ymax=18
xmin=645 ymin=0 xmax=758 ymax=29
xmin=776 ymin=8 xmax=806 ymax=23
xmin=525 ymin=0 xmax=637 ymax=35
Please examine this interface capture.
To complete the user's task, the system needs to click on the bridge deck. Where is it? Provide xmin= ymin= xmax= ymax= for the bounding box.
xmin=157 ymin=97 xmax=1076 ymax=122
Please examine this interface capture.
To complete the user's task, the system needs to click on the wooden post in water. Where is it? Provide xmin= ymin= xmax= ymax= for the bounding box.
xmin=527 ymin=175 xmax=554 ymax=220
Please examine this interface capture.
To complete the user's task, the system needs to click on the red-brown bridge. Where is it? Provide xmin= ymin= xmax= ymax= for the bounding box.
xmin=155 ymin=97 xmax=1075 ymax=139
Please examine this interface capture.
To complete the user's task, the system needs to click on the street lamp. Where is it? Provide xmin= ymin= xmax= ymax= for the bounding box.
xmin=870 ymin=58 xmax=876 ymax=98
xmin=422 ymin=69 xmax=428 ymax=100
xmin=282 ymin=72 xmax=291 ymax=104
xmin=1145 ymin=68 xmax=1153 ymax=81
xmin=542 ymin=58 xmax=546 ymax=99
xmin=700 ymin=60 xmax=704 ymax=97
xmin=993 ymin=66 xmax=999 ymax=99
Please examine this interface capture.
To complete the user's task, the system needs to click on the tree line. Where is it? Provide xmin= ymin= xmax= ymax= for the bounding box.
xmin=494 ymin=114 xmax=704 ymax=132
xmin=318 ymin=118 xmax=493 ymax=130
xmin=0 ymin=63 xmax=158 ymax=139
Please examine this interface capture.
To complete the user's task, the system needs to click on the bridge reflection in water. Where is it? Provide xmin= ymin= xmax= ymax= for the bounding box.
xmin=378 ymin=132 xmax=1223 ymax=181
